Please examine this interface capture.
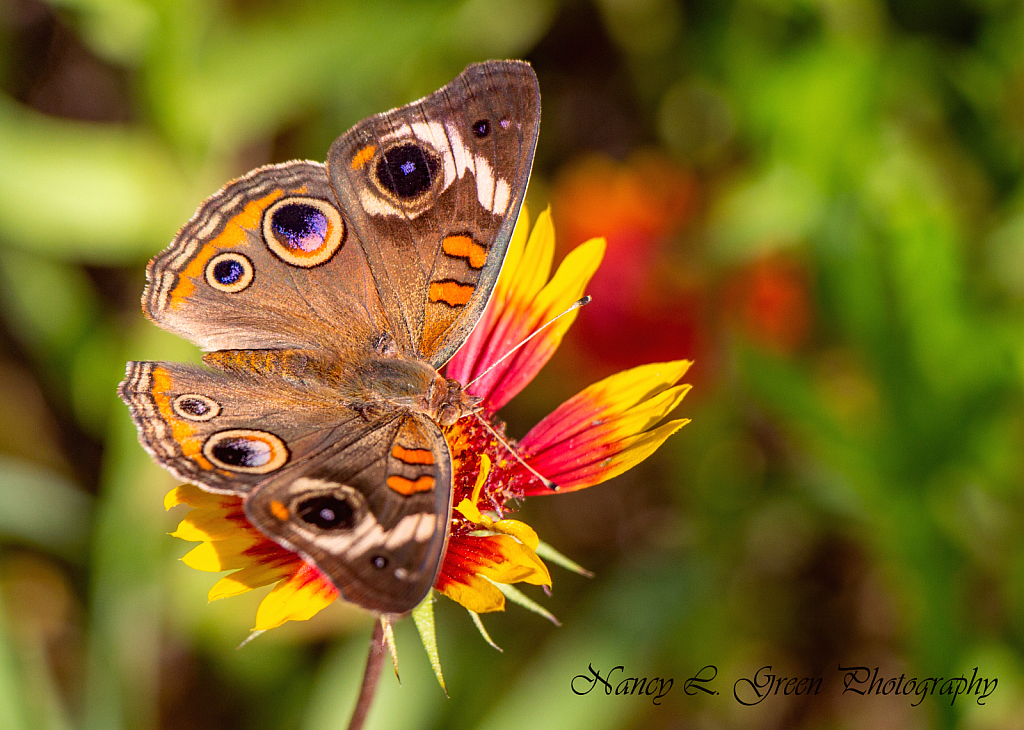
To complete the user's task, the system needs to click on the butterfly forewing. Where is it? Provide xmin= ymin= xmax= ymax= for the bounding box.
xmin=142 ymin=162 xmax=392 ymax=357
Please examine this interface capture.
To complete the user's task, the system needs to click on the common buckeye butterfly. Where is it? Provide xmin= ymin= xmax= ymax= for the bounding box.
xmin=118 ymin=61 xmax=540 ymax=614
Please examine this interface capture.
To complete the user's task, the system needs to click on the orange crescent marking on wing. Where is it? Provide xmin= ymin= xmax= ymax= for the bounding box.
xmin=386 ymin=475 xmax=436 ymax=495
xmin=270 ymin=500 xmax=290 ymax=521
xmin=169 ymin=190 xmax=284 ymax=308
xmin=428 ymin=281 xmax=475 ymax=307
xmin=442 ymin=235 xmax=488 ymax=269
xmin=391 ymin=445 xmax=436 ymax=465
xmin=351 ymin=144 xmax=377 ymax=170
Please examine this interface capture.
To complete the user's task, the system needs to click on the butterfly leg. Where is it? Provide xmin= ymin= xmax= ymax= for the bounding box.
xmin=354 ymin=402 xmax=387 ymax=423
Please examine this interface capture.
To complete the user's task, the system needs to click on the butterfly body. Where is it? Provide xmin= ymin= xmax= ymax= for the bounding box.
xmin=200 ymin=348 xmax=476 ymax=425
xmin=119 ymin=61 xmax=540 ymax=614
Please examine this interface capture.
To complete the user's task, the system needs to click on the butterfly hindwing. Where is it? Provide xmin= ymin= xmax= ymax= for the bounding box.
xmin=327 ymin=60 xmax=541 ymax=366
xmin=118 ymin=359 xmax=371 ymax=494
xmin=121 ymin=360 xmax=452 ymax=614
xmin=245 ymin=414 xmax=451 ymax=614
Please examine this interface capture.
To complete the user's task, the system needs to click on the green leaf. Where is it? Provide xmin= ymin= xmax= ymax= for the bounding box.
xmin=411 ymin=591 xmax=445 ymax=694
xmin=380 ymin=616 xmax=400 ymax=682
xmin=486 ymin=580 xmax=560 ymax=626
xmin=468 ymin=611 xmax=502 ymax=652
xmin=0 ymin=99 xmax=193 ymax=263
xmin=0 ymin=457 xmax=92 ymax=561
xmin=535 ymin=540 xmax=594 ymax=577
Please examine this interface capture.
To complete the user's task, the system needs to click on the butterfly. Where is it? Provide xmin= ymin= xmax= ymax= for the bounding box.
xmin=118 ymin=60 xmax=540 ymax=615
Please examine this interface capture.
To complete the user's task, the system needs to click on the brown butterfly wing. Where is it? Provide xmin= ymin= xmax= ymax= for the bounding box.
xmin=118 ymin=360 xmax=367 ymax=494
xmin=120 ymin=360 xmax=452 ymax=614
xmin=143 ymin=161 xmax=390 ymax=358
xmin=245 ymin=414 xmax=451 ymax=614
xmin=327 ymin=60 xmax=540 ymax=366
xmin=144 ymin=62 xmax=540 ymax=368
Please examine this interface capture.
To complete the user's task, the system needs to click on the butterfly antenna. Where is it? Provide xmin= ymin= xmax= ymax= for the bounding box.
xmin=470 ymin=412 xmax=559 ymax=491
xmin=462 ymin=295 xmax=592 ymax=492
xmin=465 ymin=296 xmax=591 ymax=389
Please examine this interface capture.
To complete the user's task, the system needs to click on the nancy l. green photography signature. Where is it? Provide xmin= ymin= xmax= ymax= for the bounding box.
xmin=570 ymin=663 xmax=999 ymax=707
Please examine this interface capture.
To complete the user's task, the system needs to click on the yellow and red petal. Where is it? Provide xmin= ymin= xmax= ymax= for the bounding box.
xmin=171 ymin=504 xmax=251 ymax=542
xmin=253 ymin=563 xmax=339 ymax=631
xmin=166 ymin=486 xmax=339 ymax=629
xmin=208 ymin=558 xmax=301 ymax=601
xmin=180 ymin=534 xmax=266 ymax=572
xmin=436 ymin=533 xmax=551 ymax=613
xmin=165 ymin=483 xmax=238 ymax=511
xmin=437 ymin=568 xmax=507 ymax=613
xmin=486 ymin=518 xmax=540 ymax=550
xmin=447 ymin=535 xmax=550 ymax=586
xmin=455 ymin=500 xmax=541 ymax=550
xmin=518 ymin=360 xmax=692 ymax=494
xmin=446 ymin=208 xmax=606 ymax=412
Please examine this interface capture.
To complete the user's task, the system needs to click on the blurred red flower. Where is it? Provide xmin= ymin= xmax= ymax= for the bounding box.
xmin=552 ymin=152 xmax=705 ymax=374
xmin=722 ymin=253 xmax=812 ymax=354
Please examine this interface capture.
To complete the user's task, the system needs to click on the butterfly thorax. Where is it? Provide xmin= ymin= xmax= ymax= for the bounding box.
xmin=202 ymin=348 xmax=477 ymax=426
xmin=350 ymin=354 xmax=478 ymax=426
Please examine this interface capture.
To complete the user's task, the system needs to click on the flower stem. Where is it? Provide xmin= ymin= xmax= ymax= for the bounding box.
xmin=347 ymin=620 xmax=385 ymax=730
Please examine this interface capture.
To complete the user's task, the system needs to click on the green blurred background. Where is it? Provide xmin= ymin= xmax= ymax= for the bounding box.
xmin=2 ymin=0 xmax=1024 ymax=728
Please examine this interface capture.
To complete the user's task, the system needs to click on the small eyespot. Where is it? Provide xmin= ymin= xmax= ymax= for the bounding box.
xmin=263 ymin=197 xmax=344 ymax=267
xmin=205 ymin=252 xmax=253 ymax=293
xmin=371 ymin=555 xmax=388 ymax=570
xmin=472 ymin=119 xmax=490 ymax=138
xmin=172 ymin=394 xmax=221 ymax=421
xmin=297 ymin=495 xmax=357 ymax=530
xmin=375 ymin=143 xmax=440 ymax=200
xmin=203 ymin=429 xmax=289 ymax=473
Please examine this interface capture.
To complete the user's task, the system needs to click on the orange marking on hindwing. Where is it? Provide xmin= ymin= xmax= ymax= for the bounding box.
xmin=270 ymin=500 xmax=290 ymax=521
xmin=428 ymin=280 xmax=475 ymax=307
xmin=391 ymin=445 xmax=435 ymax=465
xmin=386 ymin=475 xmax=436 ymax=495
xmin=351 ymin=145 xmax=377 ymax=170
xmin=442 ymin=235 xmax=488 ymax=269
xmin=169 ymin=190 xmax=284 ymax=308
xmin=151 ymin=367 xmax=212 ymax=469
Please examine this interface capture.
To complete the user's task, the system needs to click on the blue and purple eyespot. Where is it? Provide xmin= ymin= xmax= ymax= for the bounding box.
xmin=375 ymin=142 xmax=440 ymax=200
xmin=263 ymin=196 xmax=344 ymax=267
xmin=172 ymin=393 xmax=221 ymax=421
xmin=205 ymin=252 xmax=254 ymax=293
xmin=203 ymin=429 xmax=289 ymax=473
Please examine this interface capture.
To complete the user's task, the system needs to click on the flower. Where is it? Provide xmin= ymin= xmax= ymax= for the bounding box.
xmin=551 ymin=152 xmax=704 ymax=372
xmin=722 ymin=253 xmax=812 ymax=354
xmin=166 ymin=207 xmax=691 ymax=641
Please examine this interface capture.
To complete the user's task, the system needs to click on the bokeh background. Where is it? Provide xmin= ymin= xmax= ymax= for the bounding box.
xmin=2 ymin=0 xmax=1024 ymax=728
